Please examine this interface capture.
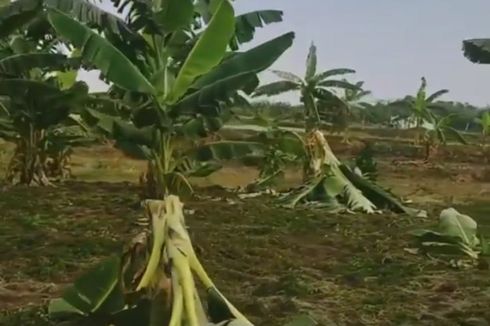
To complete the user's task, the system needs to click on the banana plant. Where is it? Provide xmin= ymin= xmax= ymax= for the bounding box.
xmin=253 ymin=43 xmax=415 ymax=214
xmin=254 ymin=43 xmax=357 ymax=131
xmin=0 ymin=26 xmax=92 ymax=185
xmin=474 ymin=111 xmax=490 ymax=143
xmin=423 ymin=113 xmax=467 ymax=161
xmin=13 ymin=0 xmax=295 ymax=198
xmin=49 ymin=196 xmax=255 ymax=325
xmin=242 ymin=108 xmax=305 ymax=191
xmin=392 ymin=77 xmax=449 ymax=144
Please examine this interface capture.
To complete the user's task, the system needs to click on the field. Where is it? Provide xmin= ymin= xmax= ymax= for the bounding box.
xmin=1 ymin=129 xmax=490 ymax=326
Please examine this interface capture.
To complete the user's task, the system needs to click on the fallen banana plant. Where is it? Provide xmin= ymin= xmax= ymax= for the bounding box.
xmin=49 ymin=196 xmax=253 ymax=325
xmin=411 ymin=208 xmax=488 ymax=260
xmin=281 ymin=130 xmax=423 ymax=216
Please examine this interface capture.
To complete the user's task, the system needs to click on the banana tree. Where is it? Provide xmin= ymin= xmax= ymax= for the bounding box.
xmin=254 ymin=43 xmax=357 ymax=132
xmin=475 ymin=111 xmax=490 ymax=143
xmin=0 ymin=23 xmax=92 ymax=185
xmin=254 ymin=42 xmax=357 ymax=177
xmin=241 ymin=108 xmax=305 ymax=191
xmin=27 ymin=0 xmax=294 ymax=198
xmin=423 ymin=113 xmax=467 ymax=161
xmin=395 ymin=77 xmax=449 ymax=144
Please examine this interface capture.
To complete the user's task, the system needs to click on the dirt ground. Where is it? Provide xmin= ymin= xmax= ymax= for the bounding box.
xmin=0 ymin=135 xmax=490 ymax=326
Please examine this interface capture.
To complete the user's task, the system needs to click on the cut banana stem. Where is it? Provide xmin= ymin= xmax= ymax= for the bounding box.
xmin=170 ymin=242 xmax=199 ymax=326
xmin=139 ymin=196 xmax=253 ymax=326
xmin=168 ymin=273 xmax=183 ymax=326
xmin=137 ymin=200 xmax=167 ymax=290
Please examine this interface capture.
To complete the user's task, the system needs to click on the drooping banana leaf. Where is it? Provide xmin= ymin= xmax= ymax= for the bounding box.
xmin=45 ymin=0 xmax=141 ymax=41
xmin=178 ymin=115 xmax=225 ymax=138
xmin=177 ymin=160 xmax=222 ymax=178
xmin=463 ymin=39 xmax=490 ymax=64
xmin=47 ymin=8 xmax=154 ymax=94
xmin=253 ymin=80 xmax=299 ymax=97
xmin=0 ymin=0 xmax=41 ymax=38
xmin=339 ymin=164 xmax=411 ymax=214
xmin=112 ymin=120 xmax=154 ymax=147
xmin=48 ymin=256 xmax=125 ymax=318
xmin=231 ymin=10 xmax=283 ymax=49
xmin=0 ymin=53 xmax=80 ymax=76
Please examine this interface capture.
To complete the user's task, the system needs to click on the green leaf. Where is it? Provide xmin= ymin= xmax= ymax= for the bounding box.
xmin=253 ymin=81 xmax=299 ymax=97
xmin=0 ymin=0 xmax=41 ymax=38
xmin=48 ymin=298 xmax=84 ymax=318
xmin=313 ymin=68 xmax=356 ymax=82
xmin=445 ymin=127 xmax=467 ymax=145
xmin=272 ymin=69 xmax=302 ymax=84
xmin=426 ymin=89 xmax=449 ymax=103
xmin=318 ymin=79 xmax=360 ymax=90
xmin=45 ymin=0 xmax=138 ymax=39
xmin=0 ymin=53 xmax=79 ymax=76
xmin=182 ymin=161 xmax=222 ymax=177
xmin=153 ymin=0 xmax=193 ymax=33
xmin=439 ymin=208 xmax=479 ymax=247
xmin=47 ymin=8 xmax=154 ymax=94
xmin=192 ymin=32 xmax=295 ymax=90
xmin=167 ymin=0 xmax=235 ymax=103
xmin=281 ymin=176 xmax=328 ymax=208
xmin=57 ymin=69 xmax=78 ymax=90
xmin=232 ymin=10 xmax=283 ymax=48
xmin=413 ymin=208 xmax=481 ymax=259
xmin=49 ymin=256 xmax=124 ymax=316
xmin=178 ymin=115 xmax=224 ymax=138
xmin=113 ymin=120 xmax=154 ymax=147
xmin=177 ymin=72 xmax=258 ymax=111
xmin=305 ymin=43 xmax=317 ymax=80
xmin=339 ymin=164 xmax=415 ymax=215
xmin=207 ymin=287 xmax=234 ymax=323
xmin=463 ymin=39 xmax=490 ymax=64
xmin=115 ymin=141 xmax=152 ymax=160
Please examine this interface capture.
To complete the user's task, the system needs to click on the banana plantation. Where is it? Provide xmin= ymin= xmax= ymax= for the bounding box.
xmin=1 ymin=1 xmax=490 ymax=325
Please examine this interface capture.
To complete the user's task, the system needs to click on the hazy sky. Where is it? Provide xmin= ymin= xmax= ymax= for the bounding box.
xmin=81 ymin=0 xmax=490 ymax=106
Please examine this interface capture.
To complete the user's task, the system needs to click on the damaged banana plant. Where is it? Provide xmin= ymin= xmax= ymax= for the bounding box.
xmin=49 ymin=196 xmax=253 ymax=325
xmin=254 ymin=43 xmax=420 ymax=215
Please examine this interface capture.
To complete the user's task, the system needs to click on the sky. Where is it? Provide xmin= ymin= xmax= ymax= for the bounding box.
xmin=81 ymin=0 xmax=490 ymax=106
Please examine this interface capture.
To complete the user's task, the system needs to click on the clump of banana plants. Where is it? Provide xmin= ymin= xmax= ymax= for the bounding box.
xmin=0 ymin=5 xmax=95 ymax=185
xmin=1 ymin=0 xmax=294 ymax=198
xmin=49 ymin=196 xmax=254 ymax=325
xmin=254 ymin=43 xmax=421 ymax=215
